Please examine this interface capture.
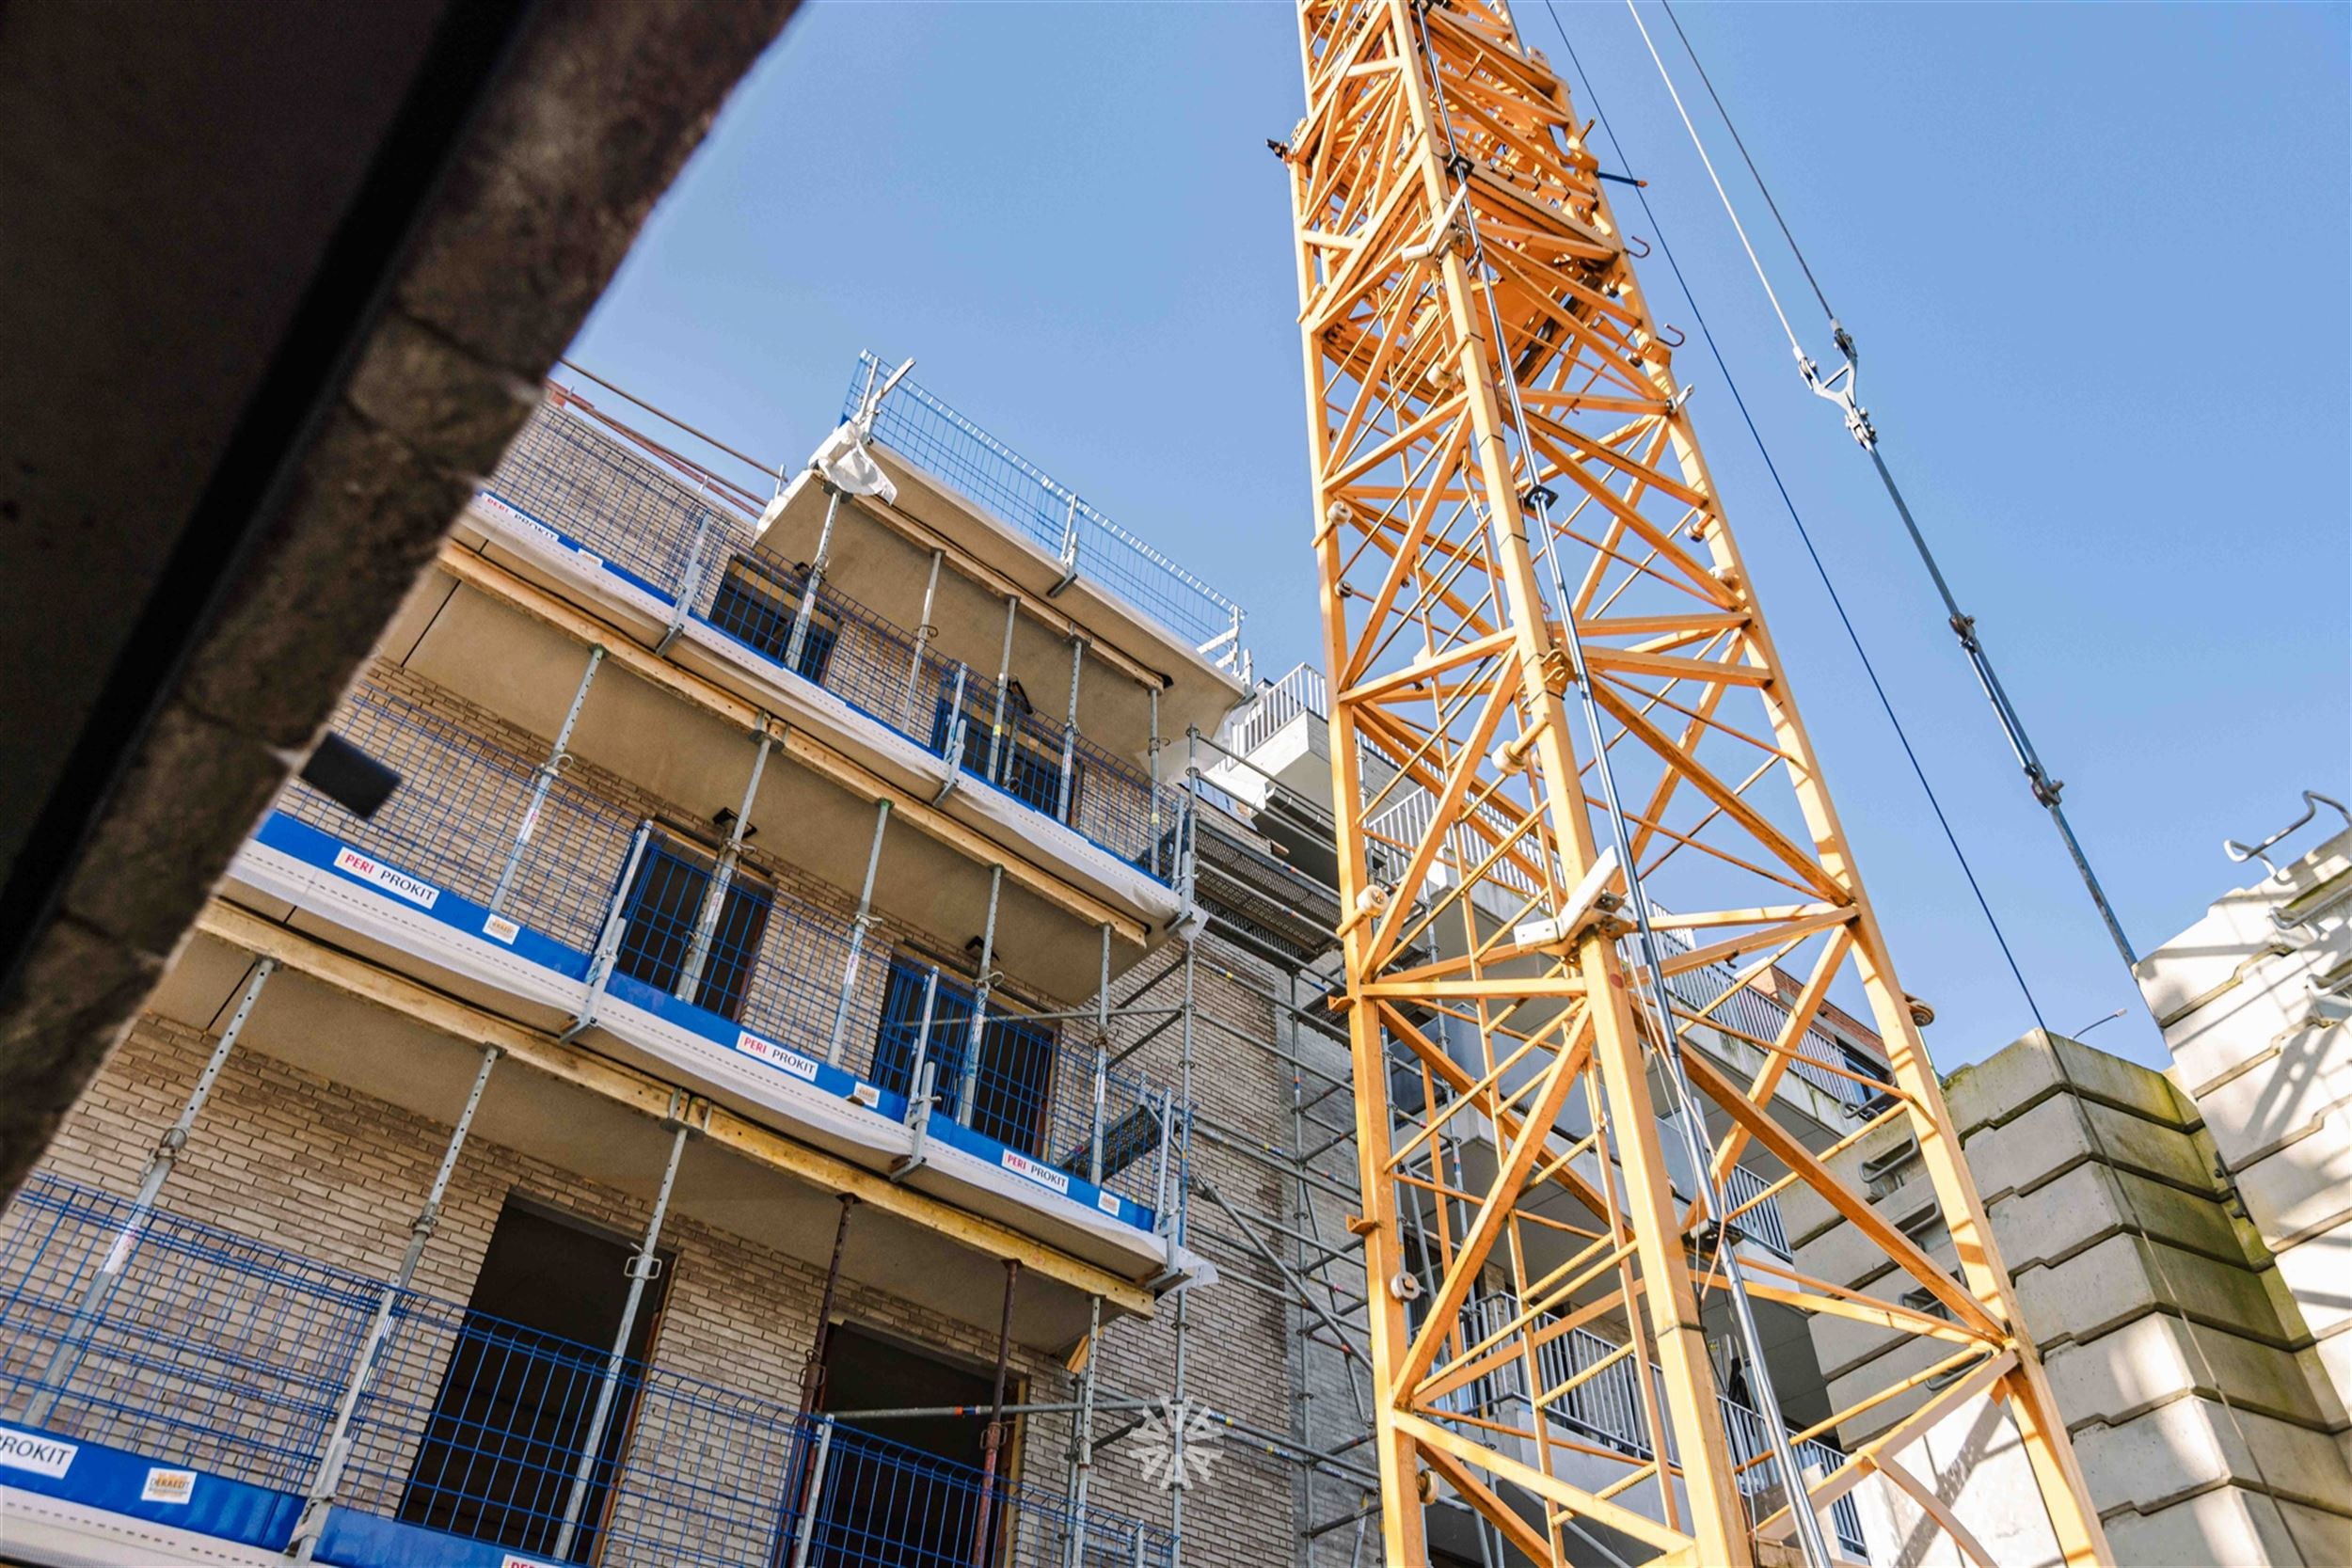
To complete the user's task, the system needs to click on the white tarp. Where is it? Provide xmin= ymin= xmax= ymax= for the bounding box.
xmin=757 ymin=421 xmax=898 ymax=536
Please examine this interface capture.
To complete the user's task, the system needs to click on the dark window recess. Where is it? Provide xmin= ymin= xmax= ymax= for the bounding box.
xmin=614 ymin=834 xmax=773 ymax=1021
xmin=400 ymin=1199 xmax=671 ymax=1563
xmin=707 ymin=554 xmax=838 ymax=684
xmin=872 ymin=958 xmax=1057 ymax=1158
xmin=795 ymin=1325 xmax=1002 ymax=1567
xmin=1837 ymin=1038 xmax=1898 ymax=1111
xmin=927 ymin=693 xmax=1079 ymax=822
xmin=1057 ymin=1099 xmax=1162 ymax=1186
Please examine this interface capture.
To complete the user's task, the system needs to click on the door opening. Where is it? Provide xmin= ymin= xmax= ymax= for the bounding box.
xmin=400 ymin=1196 xmax=672 ymax=1563
xmin=802 ymin=1323 xmax=1009 ymax=1567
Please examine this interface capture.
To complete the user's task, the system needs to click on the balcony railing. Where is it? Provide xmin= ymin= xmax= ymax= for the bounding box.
xmin=1448 ymin=1294 xmax=1867 ymax=1560
xmin=843 ymin=352 xmax=1247 ymax=665
xmin=0 ymin=1173 xmax=1177 ymax=1568
xmin=480 ymin=399 xmax=1188 ymax=882
xmin=271 ymin=682 xmax=1179 ymax=1226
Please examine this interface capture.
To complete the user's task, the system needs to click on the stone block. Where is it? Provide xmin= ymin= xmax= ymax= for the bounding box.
xmin=2073 ymin=1393 xmax=2352 ymax=1515
xmin=2189 ymin=1020 xmax=2352 ymax=1164
xmin=2043 ymin=1312 xmax=2335 ymax=1431
xmin=2014 ymin=1231 xmax=2293 ymax=1349
xmin=1823 ymin=1331 xmax=1966 ymax=1446
xmin=1780 ymin=1117 xmax=1922 ymax=1245
xmin=1857 ymin=1389 xmax=2064 ymax=1568
xmin=2103 ymin=1485 xmax=2352 ymax=1568
xmin=2272 ymin=1221 xmax=2352 ymax=1338
xmin=1964 ymin=1093 xmax=2213 ymax=1199
xmin=2164 ymin=927 xmax=2350 ymax=1098
xmin=2313 ymin=1328 xmax=2352 ymax=1429
xmin=2233 ymin=1106 xmax=2352 ymax=1244
xmin=1945 ymin=1031 xmax=2191 ymax=1139
xmin=1992 ymin=1160 xmax=2243 ymax=1275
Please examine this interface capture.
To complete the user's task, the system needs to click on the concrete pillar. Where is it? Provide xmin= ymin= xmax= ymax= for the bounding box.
xmin=1797 ymin=1029 xmax=2352 ymax=1567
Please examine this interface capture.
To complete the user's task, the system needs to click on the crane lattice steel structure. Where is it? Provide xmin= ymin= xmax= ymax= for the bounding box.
xmin=1281 ymin=1 xmax=2111 ymax=1562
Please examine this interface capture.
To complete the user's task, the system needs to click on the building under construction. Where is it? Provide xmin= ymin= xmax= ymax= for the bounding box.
xmin=2 ymin=3 xmax=2340 ymax=1567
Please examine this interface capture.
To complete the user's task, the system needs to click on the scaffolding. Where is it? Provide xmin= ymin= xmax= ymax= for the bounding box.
xmin=1 ymin=341 xmax=2047 ymax=1568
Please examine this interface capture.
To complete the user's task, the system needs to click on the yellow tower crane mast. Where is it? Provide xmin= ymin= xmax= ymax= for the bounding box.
xmin=1281 ymin=1 xmax=2111 ymax=1562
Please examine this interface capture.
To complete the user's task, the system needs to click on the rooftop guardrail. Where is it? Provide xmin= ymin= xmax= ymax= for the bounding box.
xmin=0 ymin=1173 xmax=1179 ymax=1568
xmin=483 ymin=399 xmax=1188 ymax=883
xmin=843 ymin=353 xmax=1248 ymax=667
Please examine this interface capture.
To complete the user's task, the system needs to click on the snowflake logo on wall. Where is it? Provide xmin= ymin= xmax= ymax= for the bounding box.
xmin=1132 ymin=1398 xmax=1220 ymax=1492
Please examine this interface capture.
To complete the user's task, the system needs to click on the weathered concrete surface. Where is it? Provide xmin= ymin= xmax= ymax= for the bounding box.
xmin=1804 ymin=1028 xmax=2352 ymax=1564
xmin=2139 ymin=827 xmax=2352 ymax=1432
xmin=2105 ymin=1488 xmax=2350 ymax=1568
xmin=1851 ymin=1393 xmax=2063 ymax=1568
xmin=0 ymin=0 xmax=800 ymax=1196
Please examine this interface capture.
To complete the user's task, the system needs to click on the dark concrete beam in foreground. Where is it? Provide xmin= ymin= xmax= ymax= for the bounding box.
xmin=0 ymin=0 xmax=799 ymax=1196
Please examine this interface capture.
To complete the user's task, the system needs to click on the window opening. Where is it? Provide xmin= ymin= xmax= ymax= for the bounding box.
xmin=871 ymin=956 xmax=1057 ymax=1158
xmin=803 ymin=1323 xmax=1006 ymax=1567
xmin=707 ymin=554 xmax=838 ymax=684
xmin=614 ymin=831 xmax=773 ymax=1020
xmin=928 ymin=683 xmax=1079 ymax=823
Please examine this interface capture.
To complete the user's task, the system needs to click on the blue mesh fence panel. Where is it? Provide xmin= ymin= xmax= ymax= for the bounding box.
xmin=278 ymin=684 xmax=641 ymax=956
xmin=0 ymin=1174 xmax=378 ymax=1491
xmin=0 ymin=1178 xmax=1178 ymax=1567
xmin=733 ymin=881 xmax=876 ymax=1055
xmin=866 ymin=959 xmax=1169 ymax=1210
xmin=923 ymin=662 xmax=1181 ymax=879
xmin=613 ymin=837 xmax=776 ymax=1023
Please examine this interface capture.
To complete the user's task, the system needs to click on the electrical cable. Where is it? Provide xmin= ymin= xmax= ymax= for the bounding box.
xmin=1557 ymin=11 xmax=2317 ymax=1560
xmin=1623 ymin=0 xmax=2145 ymax=974
xmin=1535 ymin=0 xmax=2051 ymax=1037
xmin=1656 ymin=0 xmax=1836 ymax=325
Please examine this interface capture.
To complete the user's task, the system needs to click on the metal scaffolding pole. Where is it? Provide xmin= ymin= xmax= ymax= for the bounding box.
xmin=826 ymin=799 xmax=893 ymax=1064
xmin=291 ymin=1044 xmax=501 ymax=1559
xmin=553 ymin=1107 xmax=690 ymax=1560
xmin=678 ymin=721 xmax=772 ymax=1003
xmin=491 ymin=643 xmax=604 ymax=914
xmin=25 ymin=958 xmax=277 ymax=1426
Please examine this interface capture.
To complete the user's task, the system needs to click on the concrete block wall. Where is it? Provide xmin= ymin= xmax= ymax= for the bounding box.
xmin=1941 ymin=1030 xmax=2351 ymax=1567
xmin=2139 ymin=829 xmax=2352 ymax=1433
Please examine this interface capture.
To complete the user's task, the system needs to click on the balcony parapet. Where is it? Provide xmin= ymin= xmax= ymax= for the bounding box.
xmin=468 ymin=402 xmax=1190 ymax=897
xmin=0 ymin=1174 xmax=1180 ymax=1568
xmin=237 ymin=683 xmax=1188 ymax=1263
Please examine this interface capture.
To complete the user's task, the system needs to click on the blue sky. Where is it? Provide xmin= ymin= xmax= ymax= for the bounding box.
xmin=571 ymin=1 xmax=2349 ymax=1070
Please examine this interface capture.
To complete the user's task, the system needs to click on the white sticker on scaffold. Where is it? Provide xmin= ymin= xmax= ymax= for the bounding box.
xmin=0 ymin=1428 xmax=77 ymax=1479
xmin=1001 ymin=1149 xmax=1071 ymax=1196
xmin=501 ymin=1555 xmax=562 ymax=1568
xmin=737 ymin=1031 xmax=819 ymax=1082
xmin=483 ymin=914 xmax=521 ymax=944
xmin=140 ymin=1467 xmax=196 ymax=1504
xmin=332 ymin=847 xmax=439 ymax=909
xmin=1098 ymin=1193 xmax=1121 ymax=1216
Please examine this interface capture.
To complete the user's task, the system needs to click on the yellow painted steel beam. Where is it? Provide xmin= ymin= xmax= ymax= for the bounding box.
xmin=1282 ymin=2 xmax=2109 ymax=1562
